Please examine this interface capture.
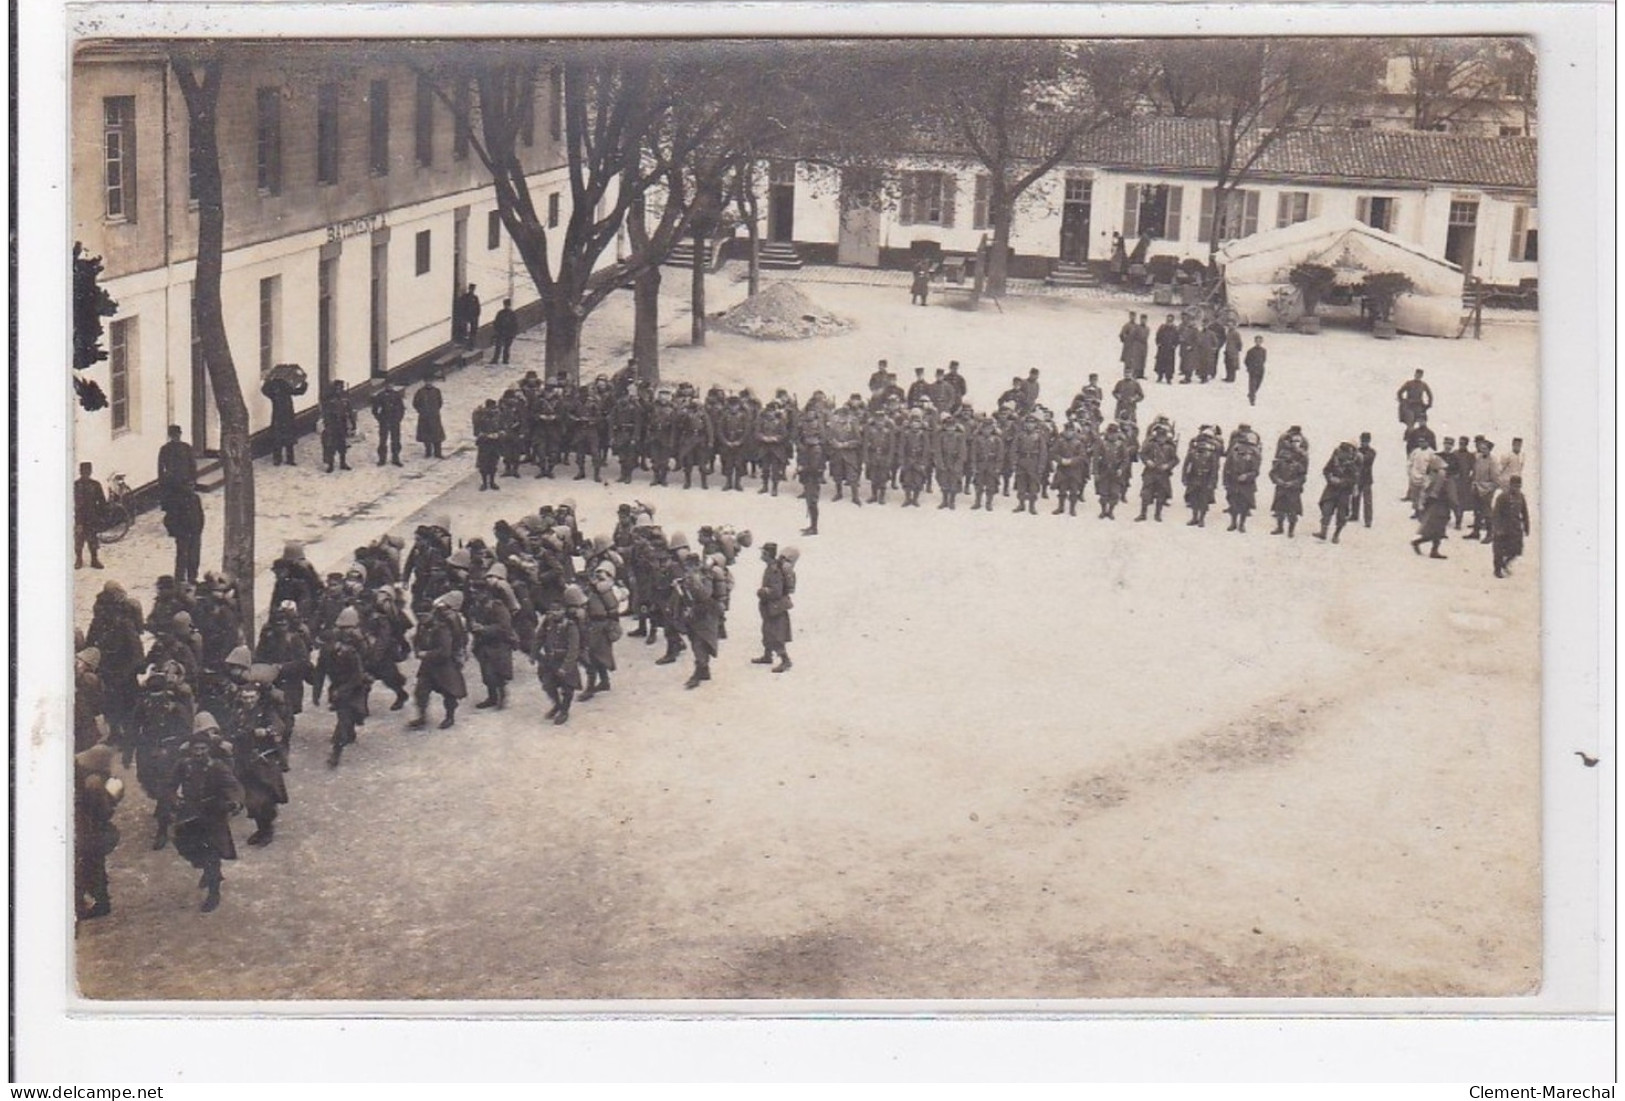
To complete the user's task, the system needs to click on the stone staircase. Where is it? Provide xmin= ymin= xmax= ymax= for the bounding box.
xmin=1046 ymin=260 xmax=1100 ymax=289
xmin=758 ymin=241 xmax=804 ymax=271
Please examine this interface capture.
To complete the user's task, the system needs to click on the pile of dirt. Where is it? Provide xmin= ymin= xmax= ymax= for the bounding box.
xmin=714 ymin=282 xmax=852 ymax=340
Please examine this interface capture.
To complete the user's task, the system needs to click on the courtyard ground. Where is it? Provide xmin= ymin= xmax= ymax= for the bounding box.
xmin=74 ymin=266 xmax=1541 ymax=1001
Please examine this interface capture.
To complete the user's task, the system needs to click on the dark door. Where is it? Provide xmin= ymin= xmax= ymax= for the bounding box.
xmin=1059 ymin=177 xmax=1092 ymax=262
xmin=317 ymin=254 xmax=337 ymax=394
xmin=370 ymin=237 xmax=389 ymax=378
xmin=767 ymin=160 xmax=796 ymax=243
xmin=1444 ymin=199 xmax=1478 ymax=273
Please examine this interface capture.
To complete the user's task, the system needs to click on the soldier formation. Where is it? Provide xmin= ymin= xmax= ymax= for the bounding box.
xmin=74 ymin=498 xmax=802 ymax=916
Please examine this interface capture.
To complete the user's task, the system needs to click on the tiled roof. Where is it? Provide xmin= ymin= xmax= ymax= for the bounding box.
xmin=904 ymin=115 xmax=1537 ymax=192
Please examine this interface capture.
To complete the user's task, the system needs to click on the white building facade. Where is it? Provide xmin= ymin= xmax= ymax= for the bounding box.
xmin=757 ymin=119 xmax=1536 ymax=290
xmin=73 ymin=43 xmax=576 ymax=489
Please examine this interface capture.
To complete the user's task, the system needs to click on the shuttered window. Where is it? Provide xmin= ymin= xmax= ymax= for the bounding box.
xmin=1275 ymin=191 xmax=1315 ymax=228
xmin=368 ymin=80 xmax=390 ymax=176
xmin=1124 ymin=183 xmax=1181 ymax=240
xmin=109 ymin=318 xmax=133 ymax=433
xmin=899 ymin=171 xmax=955 ymax=226
xmin=103 ymin=97 xmax=136 ymax=220
xmin=255 ymin=87 xmax=283 ymax=195
xmin=1198 ymin=188 xmax=1260 ymax=243
xmin=1356 ymin=195 xmax=1397 ymax=233
xmin=414 ymin=74 xmax=435 ymax=167
xmin=1509 ymin=205 xmax=1537 ymax=262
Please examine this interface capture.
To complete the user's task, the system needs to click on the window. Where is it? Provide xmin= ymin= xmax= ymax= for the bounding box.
xmin=1499 ymin=125 xmax=1524 ymax=137
xmin=1448 ymin=200 xmax=1479 ymax=227
xmin=547 ymin=67 xmax=562 ymax=142
xmin=972 ymin=174 xmax=992 ymax=231
xmin=520 ymin=75 xmax=538 ymax=148
xmin=369 ymin=80 xmax=390 ymax=176
xmin=1356 ymin=195 xmax=1397 ymax=233
xmin=255 ymin=87 xmax=283 ymax=195
xmin=108 ymin=318 xmax=132 ymax=432
xmin=316 ymin=83 xmax=340 ymax=185
xmin=1276 ymin=191 xmax=1315 ymax=228
xmin=1064 ymin=176 xmax=1091 ymax=204
xmin=415 ymin=230 xmax=432 ymax=275
xmin=1349 ymin=117 xmax=1373 ymax=129
xmin=548 ymin=193 xmax=561 ymax=229
xmin=415 ymin=75 xmax=435 ymax=167
xmin=1509 ymin=205 xmax=1537 ymax=262
xmin=453 ymin=79 xmax=471 ymax=161
xmin=258 ymin=277 xmax=280 ymax=376
xmin=898 ymin=171 xmax=955 ymax=227
xmin=103 ymin=96 xmax=136 ymax=221
xmin=487 ymin=210 xmax=502 ymax=250
xmin=1122 ymin=183 xmax=1182 ymax=240
xmin=1198 ymin=188 xmax=1260 ymax=243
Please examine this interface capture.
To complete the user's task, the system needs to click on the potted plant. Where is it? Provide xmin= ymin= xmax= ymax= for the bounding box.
xmin=1288 ymin=262 xmax=1337 ymax=334
xmin=1362 ymin=271 xmax=1415 ymax=339
xmin=1267 ymin=285 xmax=1298 ymax=333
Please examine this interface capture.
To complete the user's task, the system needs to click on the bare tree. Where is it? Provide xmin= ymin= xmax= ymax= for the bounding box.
xmin=1132 ymin=39 xmax=1385 ymax=263
xmin=1399 ymin=37 xmax=1531 ymax=134
xmin=172 ymin=53 xmax=257 ymax=631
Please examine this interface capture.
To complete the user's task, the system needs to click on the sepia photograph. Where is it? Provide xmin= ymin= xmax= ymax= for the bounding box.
xmin=54 ymin=22 xmax=1566 ymax=1014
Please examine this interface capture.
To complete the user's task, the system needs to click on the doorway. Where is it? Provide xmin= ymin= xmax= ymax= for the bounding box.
xmin=317 ymin=250 xmax=338 ymax=394
xmin=1059 ymin=176 xmax=1092 ymax=263
xmin=767 ymin=160 xmax=796 ymax=243
xmin=1444 ymin=199 xmax=1478 ymax=273
xmin=370 ymin=234 xmax=390 ymax=378
xmin=837 ymin=167 xmax=881 ymax=267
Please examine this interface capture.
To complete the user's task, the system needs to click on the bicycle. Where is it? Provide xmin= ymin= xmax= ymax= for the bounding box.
xmin=97 ymin=472 xmax=134 ymax=544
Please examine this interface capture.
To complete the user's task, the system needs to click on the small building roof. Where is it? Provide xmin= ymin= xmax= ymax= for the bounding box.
xmin=902 ymin=115 xmax=1537 ymax=193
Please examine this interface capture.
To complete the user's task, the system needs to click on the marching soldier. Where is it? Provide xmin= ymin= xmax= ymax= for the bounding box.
xmin=74 ymin=744 xmax=123 ymax=920
xmin=469 ymin=575 xmax=518 ymax=711
xmin=133 ymin=666 xmax=194 ymax=849
xmin=798 ymin=432 xmax=827 ymax=536
xmin=1269 ymin=446 xmax=1308 ymax=537
xmin=1010 ymin=415 xmax=1050 ymax=515
xmin=897 ymin=410 xmax=932 ymax=508
xmin=1181 ymin=426 xmax=1223 ymax=527
xmin=408 ymin=590 xmax=469 ymax=731
xmin=677 ymin=546 xmax=723 ymax=690
xmin=827 ymin=397 xmax=866 ymax=506
xmin=371 ymin=381 xmax=406 ymax=467
xmin=1490 ymin=474 xmax=1531 ymax=579
xmin=167 ymin=715 xmax=244 ymax=913
xmin=1093 ymin=422 xmax=1132 ymax=519
xmin=752 ymin=542 xmax=795 ymax=673
xmin=230 ymin=669 xmax=290 ymax=847
xmin=320 ymin=380 xmax=357 ymax=473
xmin=1135 ymin=418 xmax=1178 ymax=523
xmin=934 ymin=412 xmax=969 ymax=510
xmin=314 ymin=606 xmax=372 ymax=767
xmin=538 ymin=589 xmax=584 ymax=724
xmin=1222 ymin=425 xmax=1263 ymax=532
xmin=579 ymin=561 xmax=621 ymax=701
xmin=754 ymin=400 xmax=791 ymax=495
xmin=862 ymin=408 xmax=898 ymax=505
xmin=1314 ymin=441 xmax=1364 ymax=543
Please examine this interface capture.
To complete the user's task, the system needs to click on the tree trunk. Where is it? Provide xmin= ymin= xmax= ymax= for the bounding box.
xmin=543 ymin=299 xmax=582 ymax=382
xmin=633 ymin=267 xmax=661 ymax=384
xmin=174 ymin=58 xmax=255 ymax=637
xmin=744 ymin=189 xmax=761 ymax=298
xmin=986 ymin=203 xmax=1014 ymax=299
xmin=690 ymin=230 xmax=707 ymax=346
xmin=627 ymin=193 xmax=661 ymax=382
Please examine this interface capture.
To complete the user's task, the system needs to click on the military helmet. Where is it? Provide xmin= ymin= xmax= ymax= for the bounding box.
xmin=225 ymin=644 xmax=253 ymax=668
xmin=562 ymin=584 xmax=589 ymax=607
xmin=193 ymin=712 xmax=221 ymax=735
xmin=335 ymin=607 xmax=362 ymax=629
xmin=435 ymin=590 xmax=465 ymax=612
xmin=780 ymin=547 xmax=800 ymax=563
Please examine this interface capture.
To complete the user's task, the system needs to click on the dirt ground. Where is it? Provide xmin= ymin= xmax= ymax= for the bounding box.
xmin=75 ymin=268 xmax=1541 ymax=1001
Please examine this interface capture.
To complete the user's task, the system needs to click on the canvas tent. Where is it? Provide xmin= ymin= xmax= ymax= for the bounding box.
xmin=1219 ymin=217 xmax=1466 ymax=337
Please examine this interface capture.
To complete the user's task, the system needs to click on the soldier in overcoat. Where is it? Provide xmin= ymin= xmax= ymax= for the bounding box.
xmin=168 ymin=715 xmax=244 ymax=912
xmin=752 ymin=543 xmax=794 ymax=672
xmin=408 ymin=591 xmax=468 ymax=731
